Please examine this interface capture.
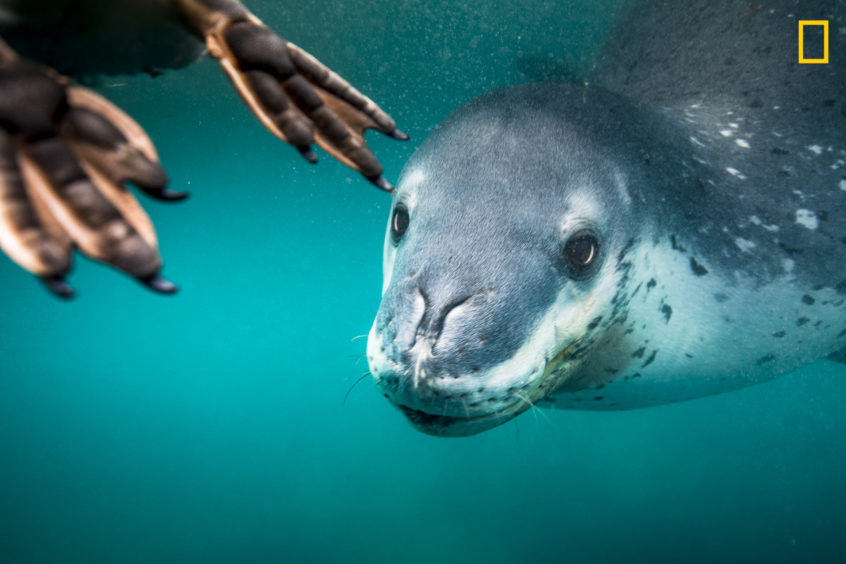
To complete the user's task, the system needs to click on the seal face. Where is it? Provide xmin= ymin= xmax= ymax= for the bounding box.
xmin=368 ymin=0 xmax=846 ymax=436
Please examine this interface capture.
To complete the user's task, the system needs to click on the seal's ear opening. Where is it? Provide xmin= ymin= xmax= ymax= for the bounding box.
xmin=561 ymin=229 xmax=601 ymax=280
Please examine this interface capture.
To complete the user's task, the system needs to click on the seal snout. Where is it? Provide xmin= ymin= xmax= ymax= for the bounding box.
xmin=368 ymin=275 xmax=539 ymax=435
xmin=413 ymin=288 xmax=474 ymax=350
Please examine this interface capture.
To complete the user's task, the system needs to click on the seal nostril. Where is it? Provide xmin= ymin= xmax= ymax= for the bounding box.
xmin=415 ymin=289 xmax=473 ymax=343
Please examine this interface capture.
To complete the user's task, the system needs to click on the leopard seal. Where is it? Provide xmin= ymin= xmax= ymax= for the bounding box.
xmin=367 ymin=0 xmax=846 ymax=436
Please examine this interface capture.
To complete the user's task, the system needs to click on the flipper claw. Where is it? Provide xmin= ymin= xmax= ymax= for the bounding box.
xmin=299 ymin=146 xmax=318 ymax=164
xmin=141 ymin=186 xmax=190 ymax=201
xmin=42 ymin=276 xmax=75 ymax=299
xmin=367 ymin=175 xmax=394 ymax=192
xmin=139 ymin=274 xmax=179 ymax=294
xmin=390 ymin=129 xmax=410 ymax=141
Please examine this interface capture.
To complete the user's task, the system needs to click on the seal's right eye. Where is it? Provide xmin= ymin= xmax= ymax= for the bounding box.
xmin=562 ymin=229 xmax=600 ymax=279
xmin=391 ymin=204 xmax=410 ymax=243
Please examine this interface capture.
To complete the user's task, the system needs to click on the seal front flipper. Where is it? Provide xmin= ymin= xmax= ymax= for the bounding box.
xmin=175 ymin=0 xmax=408 ymax=190
xmin=0 ymin=40 xmax=180 ymax=297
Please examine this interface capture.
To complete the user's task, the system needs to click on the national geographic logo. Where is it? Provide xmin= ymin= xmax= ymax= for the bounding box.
xmin=798 ymin=20 xmax=829 ymax=63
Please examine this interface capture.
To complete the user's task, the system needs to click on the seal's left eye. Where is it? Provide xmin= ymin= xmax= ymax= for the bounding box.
xmin=563 ymin=230 xmax=600 ymax=277
xmin=391 ymin=204 xmax=409 ymax=243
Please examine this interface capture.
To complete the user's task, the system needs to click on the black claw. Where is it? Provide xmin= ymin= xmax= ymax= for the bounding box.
xmin=366 ymin=175 xmax=394 ymax=192
xmin=141 ymin=186 xmax=189 ymax=201
xmin=139 ymin=274 xmax=179 ymax=294
xmin=389 ymin=129 xmax=410 ymax=141
xmin=159 ymin=188 xmax=189 ymax=201
xmin=41 ymin=275 xmax=74 ymax=299
xmin=299 ymin=146 xmax=318 ymax=164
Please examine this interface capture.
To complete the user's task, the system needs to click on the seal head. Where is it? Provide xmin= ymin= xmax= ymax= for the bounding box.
xmin=367 ymin=85 xmax=670 ymax=436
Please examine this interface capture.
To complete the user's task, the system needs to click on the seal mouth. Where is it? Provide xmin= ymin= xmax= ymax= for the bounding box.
xmin=396 ymin=400 xmax=530 ymax=437
xmin=388 ymin=337 xmax=585 ymax=437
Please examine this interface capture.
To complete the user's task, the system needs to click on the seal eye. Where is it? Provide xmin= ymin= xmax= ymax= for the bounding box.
xmin=391 ymin=204 xmax=410 ymax=243
xmin=563 ymin=230 xmax=600 ymax=277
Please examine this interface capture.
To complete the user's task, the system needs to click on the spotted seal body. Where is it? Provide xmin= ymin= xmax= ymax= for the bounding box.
xmin=367 ymin=0 xmax=846 ymax=436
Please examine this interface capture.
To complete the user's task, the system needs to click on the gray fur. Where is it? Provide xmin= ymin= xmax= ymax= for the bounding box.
xmin=594 ymin=0 xmax=846 ymax=288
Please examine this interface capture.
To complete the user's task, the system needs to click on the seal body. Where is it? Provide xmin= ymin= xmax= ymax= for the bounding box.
xmin=367 ymin=0 xmax=846 ymax=436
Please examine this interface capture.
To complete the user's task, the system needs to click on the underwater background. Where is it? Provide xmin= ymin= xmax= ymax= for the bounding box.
xmin=1 ymin=1 xmax=845 ymax=562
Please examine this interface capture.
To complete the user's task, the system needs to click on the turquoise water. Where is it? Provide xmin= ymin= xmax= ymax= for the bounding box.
xmin=1 ymin=1 xmax=845 ymax=562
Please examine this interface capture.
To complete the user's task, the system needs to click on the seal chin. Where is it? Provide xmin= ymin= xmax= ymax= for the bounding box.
xmin=396 ymin=401 xmax=531 ymax=437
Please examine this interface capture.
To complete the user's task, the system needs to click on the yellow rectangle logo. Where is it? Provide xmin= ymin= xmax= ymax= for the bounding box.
xmin=799 ymin=20 xmax=828 ymax=63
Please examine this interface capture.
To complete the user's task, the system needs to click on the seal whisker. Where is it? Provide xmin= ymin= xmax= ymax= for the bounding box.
xmin=351 ymin=353 xmax=368 ymax=367
xmin=460 ymin=398 xmax=470 ymax=419
xmin=350 ymin=334 xmax=369 ymax=342
xmin=342 ymin=371 xmax=373 ymax=407
xmin=513 ymin=391 xmax=554 ymax=432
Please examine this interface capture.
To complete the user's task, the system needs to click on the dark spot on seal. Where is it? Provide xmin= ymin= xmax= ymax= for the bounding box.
xmin=757 ymin=353 xmax=776 ymax=365
xmin=671 ymin=235 xmax=687 ymax=253
xmin=838 ymin=329 xmax=846 ymax=338
xmin=661 ymin=304 xmax=672 ymax=323
xmin=773 ymin=330 xmax=786 ymax=338
xmin=802 ymin=294 xmax=815 ymax=305
xmin=796 ymin=317 xmax=810 ymax=327
xmin=685 ymin=353 xmax=693 ymax=359
xmin=835 ymin=279 xmax=846 ymax=295
xmin=587 ymin=316 xmax=603 ymax=331
xmin=771 ymin=147 xmax=788 ymax=155
xmin=647 ymin=278 xmax=657 ymax=290
xmin=594 ymin=396 xmax=604 ymax=401
xmin=779 ymin=243 xmax=803 ymax=256
xmin=823 ymin=99 xmax=836 ymax=107
xmin=724 ymin=56 xmax=736 ymax=65
xmin=749 ymin=98 xmax=763 ymax=108
xmin=690 ymin=257 xmax=708 ymax=276
xmin=641 ymin=350 xmax=658 ymax=368
xmin=713 ymin=293 xmax=729 ymax=303
xmin=632 ymin=347 xmax=646 ymax=358
xmin=595 ymin=384 xmax=605 ymax=390
xmin=818 ymin=210 xmax=828 ymax=222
